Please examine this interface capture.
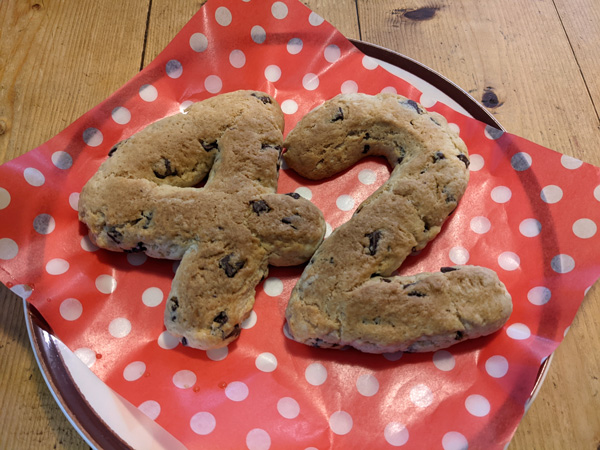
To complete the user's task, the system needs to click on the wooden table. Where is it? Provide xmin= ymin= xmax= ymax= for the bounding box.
xmin=1 ymin=1 xmax=599 ymax=448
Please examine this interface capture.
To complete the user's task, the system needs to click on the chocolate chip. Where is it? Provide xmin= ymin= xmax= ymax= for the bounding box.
xmin=401 ymin=99 xmax=425 ymax=114
xmin=407 ymin=291 xmax=427 ymax=297
xmin=362 ymin=144 xmax=371 ymax=154
xmin=403 ymin=282 xmax=417 ymax=289
xmin=142 ymin=211 xmax=153 ymax=229
xmin=430 ymin=116 xmax=441 ymax=126
xmin=440 ymin=266 xmax=458 ymax=273
xmin=219 ymin=254 xmax=245 ymax=278
xmin=124 ymin=242 xmax=147 ymax=253
xmin=370 ymin=273 xmax=380 ymax=278
xmin=281 ymin=216 xmax=298 ymax=230
xmin=455 ymin=330 xmax=464 ymax=340
xmin=285 ymin=192 xmax=301 ymax=199
xmin=433 ymin=151 xmax=446 ymax=162
xmin=329 ymin=257 xmax=334 ymax=264
xmin=181 ymin=336 xmax=188 ymax=346
xmin=457 ymin=154 xmax=470 ymax=168
xmin=331 ymin=107 xmax=344 ymax=122
xmin=105 ymin=226 xmax=123 ymax=244
xmin=250 ymin=199 xmax=271 ymax=215
xmin=224 ymin=324 xmax=241 ymax=339
xmin=445 ymin=193 xmax=456 ymax=203
xmin=201 ymin=140 xmax=218 ymax=152
xmin=251 ymin=93 xmax=271 ymax=104
xmin=381 ymin=278 xmax=392 ymax=283
xmin=261 ymin=143 xmax=282 ymax=154
xmin=213 ymin=311 xmax=228 ymax=324
xmin=153 ymin=158 xmax=178 ymax=179
xmin=169 ymin=297 xmax=179 ymax=312
xmin=108 ymin=143 xmax=120 ymax=157
xmin=365 ymin=230 xmax=383 ymax=256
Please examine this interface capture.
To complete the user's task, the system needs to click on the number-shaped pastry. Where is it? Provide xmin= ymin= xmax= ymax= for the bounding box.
xmin=284 ymin=93 xmax=512 ymax=353
xmin=78 ymin=91 xmax=326 ymax=349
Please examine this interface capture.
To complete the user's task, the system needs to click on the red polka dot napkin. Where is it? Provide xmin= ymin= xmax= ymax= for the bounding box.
xmin=1 ymin=1 xmax=599 ymax=448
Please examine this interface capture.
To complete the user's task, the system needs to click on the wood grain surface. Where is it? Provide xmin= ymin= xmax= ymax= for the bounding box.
xmin=0 ymin=1 xmax=599 ymax=449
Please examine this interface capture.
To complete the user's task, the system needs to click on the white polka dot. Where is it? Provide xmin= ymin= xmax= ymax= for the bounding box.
xmin=341 ymin=80 xmax=358 ymax=94
xmin=409 ymin=384 xmax=433 ymax=407
xmin=180 ymin=100 xmax=194 ymax=113
xmin=528 ymin=286 xmax=551 ymax=306
xmin=271 ymin=1 xmax=288 ymax=19
xmin=308 ymin=12 xmax=325 ymax=26
xmin=281 ymin=99 xmax=298 ymax=114
xmin=561 ymin=154 xmax=583 ymax=170
xmin=470 ymin=216 xmax=491 ymax=234
xmin=68 ymin=192 xmax=79 ymax=210
xmin=33 ymin=214 xmax=55 ymax=234
xmin=241 ymin=310 xmax=257 ymax=329
xmin=302 ymin=73 xmax=319 ymax=91
xmin=305 ymin=362 xmax=327 ymax=386
xmin=384 ymin=422 xmax=409 ymax=447
xmin=141 ymin=287 xmax=163 ymax=307
xmin=465 ymin=394 xmax=490 ymax=417
xmin=96 ymin=274 xmax=117 ymax=294
xmin=325 ymin=222 xmax=333 ymax=238
xmin=432 ymin=350 xmax=455 ymax=371
xmin=264 ymin=65 xmax=281 ymax=82
xmin=109 ymin=318 xmax=131 ymax=338
xmin=294 ymin=186 xmax=312 ymax=200
xmin=594 ymin=185 xmax=600 ymax=202
xmin=277 ymin=397 xmax=300 ymax=419
xmin=0 ymin=188 xmax=10 ymax=209
xmin=59 ymin=298 xmax=82 ymax=321
xmin=206 ymin=346 xmax=229 ymax=361
xmin=551 ymin=254 xmax=575 ymax=273
xmin=173 ymin=370 xmax=196 ymax=389
xmin=383 ymin=351 xmax=403 ymax=361
xmin=189 ymin=33 xmax=208 ymax=52
xmin=251 ymin=25 xmax=267 ymax=44
xmin=9 ymin=284 xmax=32 ymax=300
xmin=468 ymin=154 xmax=484 ymax=171
xmin=540 ymin=185 xmax=563 ymax=204
xmin=448 ymin=123 xmax=460 ymax=135
xmin=111 ymin=106 xmax=131 ymax=125
xmin=449 ymin=246 xmax=469 ymax=265
xmin=215 ymin=6 xmax=232 ymax=26
xmin=498 ymin=252 xmax=520 ymax=271
xmin=127 ymin=252 xmax=147 ymax=266
xmin=485 ymin=355 xmax=509 ymax=378
xmin=24 ymin=167 xmax=45 ymax=186
xmin=229 ymin=49 xmax=246 ymax=68
xmin=490 ymin=186 xmax=512 ymax=203
xmin=356 ymin=374 xmax=379 ymax=397
xmin=255 ymin=352 xmax=277 ymax=372
xmin=83 ymin=128 xmax=103 ymax=147
xmin=511 ymin=152 xmax=532 ymax=171
xmin=158 ymin=331 xmax=180 ymax=350
xmin=362 ymin=55 xmax=378 ymax=70
xmin=573 ymin=218 xmax=597 ymax=239
xmin=0 ymin=238 xmax=17 ymax=260
xmin=165 ymin=60 xmax=183 ymax=79
xmin=287 ymin=38 xmax=303 ymax=54
xmin=419 ymin=93 xmax=436 ymax=108
xmin=442 ymin=431 xmax=468 ymax=450
xmin=190 ymin=412 xmax=216 ymax=435
xmin=139 ymin=84 xmax=158 ymax=102
xmin=74 ymin=348 xmax=96 ymax=368
xmin=204 ymin=75 xmax=222 ymax=94
xmin=358 ymin=169 xmax=377 ymax=185
xmin=506 ymin=323 xmax=531 ymax=340
xmin=246 ymin=428 xmax=271 ymax=450
xmin=138 ymin=400 xmax=161 ymax=420
xmin=324 ymin=44 xmax=341 ymax=63
xmin=484 ymin=126 xmax=504 ymax=140
xmin=519 ymin=218 xmax=541 ymax=237
xmin=46 ymin=258 xmax=69 ymax=275
xmin=263 ymin=277 xmax=283 ymax=297
xmin=225 ymin=381 xmax=249 ymax=401
xmin=336 ymin=194 xmax=355 ymax=211
xmin=123 ymin=361 xmax=146 ymax=381
xmin=51 ymin=151 xmax=72 ymax=169
xmin=329 ymin=411 xmax=353 ymax=435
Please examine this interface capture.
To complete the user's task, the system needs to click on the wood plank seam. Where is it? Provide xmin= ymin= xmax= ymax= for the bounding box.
xmin=140 ymin=0 xmax=154 ymax=71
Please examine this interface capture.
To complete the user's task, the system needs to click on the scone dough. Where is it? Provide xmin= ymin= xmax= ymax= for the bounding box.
xmin=284 ymin=93 xmax=512 ymax=353
xmin=78 ymin=90 xmax=326 ymax=349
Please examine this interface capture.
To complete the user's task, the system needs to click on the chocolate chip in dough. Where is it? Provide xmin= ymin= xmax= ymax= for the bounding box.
xmin=365 ymin=230 xmax=383 ymax=256
xmin=181 ymin=337 xmax=188 ymax=346
xmin=285 ymin=192 xmax=301 ymax=199
xmin=251 ymin=93 xmax=272 ymax=104
xmin=219 ymin=254 xmax=245 ymax=278
xmin=433 ymin=151 xmax=446 ymax=162
xmin=224 ymin=324 xmax=241 ymax=339
xmin=440 ymin=266 xmax=458 ymax=273
xmin=201 ymin=140 xmax=218 ymax=152
xmin=105 ymin=226 xmax=123 ymax=244
xmin=407 ymin=290 xmax=427 ymax=297
xmin=457 ymin=154 xmax=470 ymax=168
xmin=250 ymin=200 xmax=272 ymax=215
xmin=153 ymin=158 xmax=178 ymax=179
xmin=331 ymin=107 xmax=344 ymax=122
xmin=124 ymin=242 xmax=147 ymax=253
xmin=213 ymin=311 xmax=229 ymax=324
xmin=455 ymin=330 xmax=464 ymax=340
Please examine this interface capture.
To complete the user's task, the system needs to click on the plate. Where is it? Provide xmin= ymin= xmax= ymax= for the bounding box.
xmin=24 ymin=40 xmax=548 ymax=449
